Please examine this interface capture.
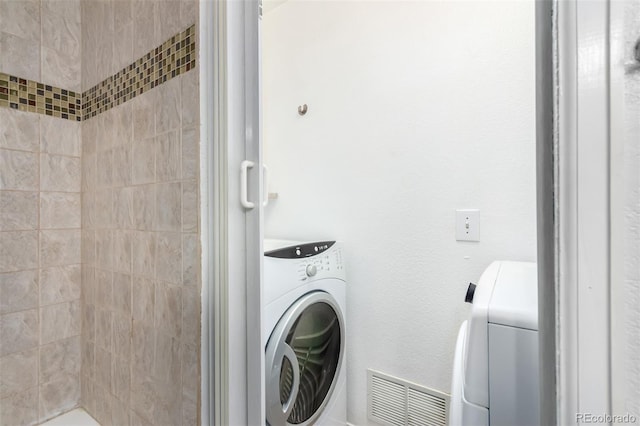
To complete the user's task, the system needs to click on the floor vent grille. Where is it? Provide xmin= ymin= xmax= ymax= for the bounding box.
xmin=367 ymin=369 xmax=449 ymax=426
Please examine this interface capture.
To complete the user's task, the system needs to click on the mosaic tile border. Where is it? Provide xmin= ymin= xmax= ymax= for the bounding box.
xmin=0 ymin=24 xmax=196 ymax=122
xmin=83 ymin=24 xmax=196 ymax=120
xmin=0 ymin=74 xmax=83 ymax=121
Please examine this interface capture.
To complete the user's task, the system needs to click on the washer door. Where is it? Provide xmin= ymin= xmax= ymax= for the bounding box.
xmin=265 ymin=291 xmax=345 ymax=426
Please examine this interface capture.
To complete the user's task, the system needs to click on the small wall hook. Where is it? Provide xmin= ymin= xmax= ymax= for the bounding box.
xmin=298 ymin=104 xmax=308 ymax=116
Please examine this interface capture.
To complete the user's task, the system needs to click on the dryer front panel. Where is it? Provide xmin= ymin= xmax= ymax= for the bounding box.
xmin=265 ymin=291 xmax=345 ymax=426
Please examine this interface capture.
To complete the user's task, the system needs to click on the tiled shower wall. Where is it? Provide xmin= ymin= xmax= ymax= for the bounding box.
xmin=1 ymin=0 xmax=83 ymax=424
xmin=79 ymin=1 xmax=200 ymax=425
xmin=1 ymin=0 xmax=200 ymax=425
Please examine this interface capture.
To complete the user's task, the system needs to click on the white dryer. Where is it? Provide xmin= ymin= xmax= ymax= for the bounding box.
xmin=263 ymin=240 xmax=347 ymax=426
xmin=449 ymin=261 xmax=539 ymax=426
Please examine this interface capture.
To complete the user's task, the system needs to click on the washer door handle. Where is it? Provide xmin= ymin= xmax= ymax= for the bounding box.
xmin=281 ymin=344 xmax=300 ymax=418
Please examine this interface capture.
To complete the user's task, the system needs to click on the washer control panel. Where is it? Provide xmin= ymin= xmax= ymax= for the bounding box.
xmin=295 ymin=245 xmax=345 ymax=282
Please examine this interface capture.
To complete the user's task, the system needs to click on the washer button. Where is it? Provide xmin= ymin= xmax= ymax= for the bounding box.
xmin=306 ymin=264 xmax=317 ymax=277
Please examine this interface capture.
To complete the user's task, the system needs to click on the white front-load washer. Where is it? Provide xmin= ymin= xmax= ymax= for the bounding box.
xmin=263 ymin=240 xmax=347 ymax=426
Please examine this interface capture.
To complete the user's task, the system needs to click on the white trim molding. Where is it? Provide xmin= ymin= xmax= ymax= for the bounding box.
xmin=556 ymin=0 xmax=619 ymax=424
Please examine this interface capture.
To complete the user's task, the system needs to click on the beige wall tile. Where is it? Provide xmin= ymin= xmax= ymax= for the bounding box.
xmin=41 ymin=10 xmax=81 ymax=60
xmin=0 ymin=386 xmax=38 ymax=426
xmin=0 ymin=231 xmax=38 ymax=273
xmin=40 ymin=115 xmax=81 ymax=157
xmin=82 ymin=303 xmax=95 ymax=344
xmin=153 ymin=332 xmax=181 ymax=387
xmin=155 ymin=232 xmax=181 ymax=285
xmin=112 ymin=145 xmax=132 ymax=187
xmin=182 ymin=233 xmax=198 ymax=288
xmin=96 ymin=38 xmax=115 ymax=86
xmin=95 ymin=308 xmax=112 ymax=352
xmin=114 ymin=0 xmax=132 ymax=31
xmin=95 ymin=189 xmax=114 ymax=229
xmin=113 ymin=22 xmax=134 ymax=74
xmin=132 ymin=276 xmax=154 ymax=326
xmin=0 ymin=349 xmax=38 ymax=399
xmin=39 ymin=336 xmax=81 ymax=385
xmin=112 ymin=355 xmax=130 ymax=405
xmin=40 ymin=265 xmax=81 ymax=306
xmin=113 ymin=272 xmax=132 ymax=316
xmin=181 ymin=341 xmax=198 ymax=401
xmin=181 ymin=127 xmax=198 ymax=181
xmin=181 ymin=69 xmax=200 ymax=128
xmin=0 ymin=108 xmax=40 ymax=152
xmin=131 ymin=321 xmax=154 ymax=384
xmin=40 ymin=230 xmax=81 ymax=267
xmin=156 ymin=78 xmax=181 ymax=134
xmin=130 ymin=377 xmax=154 ymax=425
xmin=41 ymin=46 xmax=82 ymax=94
xmin=0 ymin=309 xmax=38 ymax=356
xmin=0 ymin=191 xmax=38 ymax=231
xmin=132 ymin=90 xmax=155 ymax=141
xmin=42 ymin=0 xmax=82 ymax=24
xmin=39 ymin=372 xmax=80 ymax=422
xmin=81 ymin=118 xmax=97 ymax=156
xmin=180 ymin=0 xmax=197 ymax=32
xmin=40 ymin=154 xmax=81 ymax=193
xmin=82 ymin=153 xmax=97 ymax=193
xmin=155 ymin=182 xmax=181 ymax=232
xmin=97 ymin=148 xmax=114 ymax=188
xmin=81 ymin=266 xmax=96 ymax=308
xmin=112 ymin=314 xmax=131 ymax=360
xmin=94 ymin=348 xmax=112 ymax=395
xmin=132 ymin=232 xmax=156 ymax=278
xmin=0 ymin=32 xmax=41 ymax=82
xmin=94 ymin=384 xmax=113 ymax=425
xmin=0 ymin=0 xmax=40 ymax=41
xmin=82 ymin=192 xmax=96 ymax=230
xmin=96 ymin=229 xmax=114 ymax=271
xmin=0 ymin=149 xmax=38 ymax=191
xmin=114 ymin=231 xmax=132 ymax=274
xmin=156 ymin=130 xmax=181 ymax=182
xmin=80 ymin=376 xmax=95 ymax=418
xmin=132 ymin=137 xmax=155 ymax=185
xmin=81 ymin=334 xmax=95 ymax=379
xmin=39 ymin=300 xmax=81 ymax=345
xmin=132 ymin=0 xmax=155 ymax=59
xmin=40 ymin=192 xmax=81 ymax=229
xmin=155 ymin=282 xmax=181 ymax=339
xmin=114 ymin=188 xmax=134 ymax=230
xmin=181 ymin=286 xmax=199 ymax=348
xmin=182 ymin=181 xmax=198 ymax=233
xmin=155 ymin=1 xmax=181 ymax=45
xmin=81 ymin=231 xmax=96 ymax=267
xmin=113 ymin=103 xmax=133 ymax=148
xmin=0 ymin=270 xmax=38 ymax=315
xmin=96 ymin=269 xmax=113 ymax=311
xmin=132 ymin=185 xmax=155 ymax=231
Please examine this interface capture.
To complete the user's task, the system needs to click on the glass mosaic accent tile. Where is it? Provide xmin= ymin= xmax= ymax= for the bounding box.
xmin=0 ymin=73 xmax=82 ymax=121
xmin=83 ymin=25 xmax=197 ymax=120
xmin=0 ymin=24 xmax=197 ymax=122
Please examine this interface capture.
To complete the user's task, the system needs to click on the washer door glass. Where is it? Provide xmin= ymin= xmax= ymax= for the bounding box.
xmin=266 ymin=292 xmax=344 ymax=426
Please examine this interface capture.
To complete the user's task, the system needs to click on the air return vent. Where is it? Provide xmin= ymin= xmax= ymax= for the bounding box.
xmin=367 ymin=369 xmax=449 ymax=426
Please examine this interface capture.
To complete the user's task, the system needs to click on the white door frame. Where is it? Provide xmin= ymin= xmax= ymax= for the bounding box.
xmin=200 ymin=0 xmax=265 ymax=424
xmin=556 ymin=0 xmax=626 ymax=423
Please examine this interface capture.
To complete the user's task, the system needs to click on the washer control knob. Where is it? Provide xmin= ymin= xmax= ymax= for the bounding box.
xmin=306 ymin=264 xmax=317 ymax=277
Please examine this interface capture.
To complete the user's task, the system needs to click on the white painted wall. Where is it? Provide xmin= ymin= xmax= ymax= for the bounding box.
xmin=620 ymin=0 xmax=640 ymax=415
xmin=262 ymin=1 xmax=536 ymax=424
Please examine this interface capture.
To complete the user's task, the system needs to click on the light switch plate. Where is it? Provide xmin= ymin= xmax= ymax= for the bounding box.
xmin=456 ymin=209 xmax=480 ymax=241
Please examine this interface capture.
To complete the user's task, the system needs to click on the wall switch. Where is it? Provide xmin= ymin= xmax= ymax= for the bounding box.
xmin=456 ymin=209 xmax=480 ymax=241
